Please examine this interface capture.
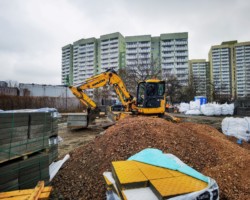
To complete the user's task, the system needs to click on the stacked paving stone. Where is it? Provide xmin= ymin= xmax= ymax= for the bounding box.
xmin=0 ymin=109 xmax=59 ymax=192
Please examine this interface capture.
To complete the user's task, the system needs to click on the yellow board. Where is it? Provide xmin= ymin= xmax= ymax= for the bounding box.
xmin=134 ymin=161 xmax=174 ymax=180
xmin=115 ymin=168 xmax=148 ymax=185
xmin=112 ymin=161 xmax=148 ymax=186
xmin=150 ymin=176 xmax=208 ymax=198
xmin=111 ymin=160 xmax=208 ymax=199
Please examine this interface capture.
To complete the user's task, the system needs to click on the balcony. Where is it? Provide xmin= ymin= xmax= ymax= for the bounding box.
xmin=110 ymin=43 xmax=118 ymax=48
xmin=126 ymin=50 xmax=137 ymax=54
xmin=138 ymin=43 xmax=150 ymax=48
xmin=109 ymin=53 xmax=119 ymax=58
xmin=175 ymin=41 xmax=187 ymax=45
xmin=126 ymin=44 xmax=137 ymax=48
xmin=175 ymin=46 xmax=188 ymax=51
xmin=161 ymin=41 xmax=174 ymax=46
xmin=101 ymin=44 xmax=109 ymax=50
xmin=161 ymin=47 xmax=174 ymax=51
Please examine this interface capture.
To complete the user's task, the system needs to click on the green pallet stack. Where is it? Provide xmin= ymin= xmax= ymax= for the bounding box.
xmin=0 ymin=153 xmax=50 ymax=191
xmin=0 ymin=109 xmax=59 ymax=192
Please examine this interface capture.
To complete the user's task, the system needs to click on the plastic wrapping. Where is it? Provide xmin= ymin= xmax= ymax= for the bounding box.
xmin=189 ymin=100 xmax=200 ymax=110
xmin=185 ymin=109 xmax=202 ymax=115
xmin=221 ymin=103 xmax=234 ymax=115
xmin=222 ymin=117 xmax=250 ymax=141
xmin=49 ymin=154 xmax=70 ymax=181
xmin=179 ymin=103 xmax=190 ymax=113
xmin=200 ymin=104 xmax=215 ymax=116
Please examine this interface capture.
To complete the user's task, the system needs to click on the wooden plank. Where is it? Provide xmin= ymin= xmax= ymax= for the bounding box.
xmin=0 ymin=187 xmax=52 ymax=200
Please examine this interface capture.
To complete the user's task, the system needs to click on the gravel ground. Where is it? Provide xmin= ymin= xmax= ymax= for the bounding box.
xmin=52 ymin=116 xmax=250 ymax=200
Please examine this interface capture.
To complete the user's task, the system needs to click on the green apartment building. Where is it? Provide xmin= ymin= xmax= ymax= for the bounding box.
xmin=189 ymin=59 xmax=210 ymax=96
xmin=61 ymin=32 xmax=189 ymax=93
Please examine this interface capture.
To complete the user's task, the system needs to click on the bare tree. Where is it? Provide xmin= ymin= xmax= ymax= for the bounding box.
xmin=6 ymin=80 xmax=19 ymax=87
xmin=120 ymin=57 xmax=162 ymax=96
xmin=208 ymin=75 xmax=231 ymax=103
xmin=165 ymin=75 xmax=183 ymax=103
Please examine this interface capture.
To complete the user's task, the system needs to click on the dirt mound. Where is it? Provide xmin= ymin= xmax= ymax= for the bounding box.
xmin=52 ymin=116 xmax=250 ymax=200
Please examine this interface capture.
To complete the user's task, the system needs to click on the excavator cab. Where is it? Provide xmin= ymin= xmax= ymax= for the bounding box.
xmin=136 ymin=80 xmax=165 ymax=113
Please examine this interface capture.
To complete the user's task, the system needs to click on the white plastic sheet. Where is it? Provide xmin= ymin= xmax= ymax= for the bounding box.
xmin=221 ymin=103 xmax=234 ymax=115
xmin=201 ymin=104 xmax=215 ymax=116
xmin=190 ymin=100 xmax=200 ymax=110
xmin=185 ymin=109 xmax=202 ymax=115
xmin=179 ymin=103 xmax=190 ymax=113
xmin=49 ymin=154 xmax=70 ymax=181
xmin=222 ymin=117 xmax=250 ymax=141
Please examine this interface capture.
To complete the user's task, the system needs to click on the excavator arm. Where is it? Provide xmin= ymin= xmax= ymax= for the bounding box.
xmin=69 ymin=69 xmax=134 ymax=112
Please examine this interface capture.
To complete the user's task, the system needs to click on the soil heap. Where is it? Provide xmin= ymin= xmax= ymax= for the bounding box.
xmin=52 ymin=116 xmax=250 ymax=200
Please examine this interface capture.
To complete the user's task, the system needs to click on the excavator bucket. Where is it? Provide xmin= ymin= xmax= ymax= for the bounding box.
xmin=88 ymin=108 xmax=101 ymax=124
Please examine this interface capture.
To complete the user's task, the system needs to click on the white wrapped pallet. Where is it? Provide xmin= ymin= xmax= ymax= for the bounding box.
xmin=213 ymin=104 xmax=222 ymax=116
xmin=185 ymin=109 xmax=202 ymax=115
xmin=179 ymin=103 xmax=190 ymax=113
xmin=201 ymin=104 xmax=215 ymax=116
xmin=221 ymin=103 xmax=234 ymax=115
xmin=221 ymin=117 xmax=250 ymax=141
xmin=190 ymin=100 xmax=200 ymax=110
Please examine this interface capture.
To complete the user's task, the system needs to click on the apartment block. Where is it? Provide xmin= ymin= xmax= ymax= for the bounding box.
xmin=72 ymin=38 xmax=97 ymax=86
xmin=99 ymin=32 xmax=125 ymax=73
xmin=209 ymin=41 xmax=236 ymax=99
xmin=235 ymin=42 xmax=250 ymax=98
xmin=189 ymin=59 xmax=210 ymax=96
xmin=61 ymin=32 xmax=189 ymax=88
xmin=125 ymin=35 xmax=151 ymax=70
xmin=61 ymin=44 xmax=73 ymax=85
xmin=160 ymin=33 xmax=189 ymax=85
xmin=124 ymin=32 xmax=189 ymax=85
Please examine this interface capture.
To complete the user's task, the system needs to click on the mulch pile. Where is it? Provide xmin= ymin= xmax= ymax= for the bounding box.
xmin=52 ymin=116 xmax=250 ymax=200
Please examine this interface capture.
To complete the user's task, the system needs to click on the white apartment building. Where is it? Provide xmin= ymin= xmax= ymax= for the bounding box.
xmin=125 ymin=35 xmax=151 ymax=71
xmin=72 ymin=38 xmax=96 ymax=85
xmin=100 ymin=33 xmax=125 ymax=73
xmin=160 ymin=33 xmax=189 ymax=85
xmin=210 ymin=48 xmax=231 ymax=95
xmin=61 ymin=44 xmax=73 ymax=85
xmin=209 ymin=41 xmax=236 ymax=98
xmin=189 ymin=59 xmax=209 ymax=96
xmin=72 ymin=38 xmax=97 ymax=97
xmin=235 ymin=42 xmax=250 ymax=98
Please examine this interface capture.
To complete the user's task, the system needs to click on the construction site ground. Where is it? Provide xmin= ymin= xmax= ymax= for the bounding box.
xmin=53 ymin=113 xmax=250 ymax=200
xmin=57 ymin=113 xmax=229 ymax=157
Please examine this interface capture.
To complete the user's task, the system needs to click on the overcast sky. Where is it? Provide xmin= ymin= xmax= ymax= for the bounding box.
xmin=0 ymin=0 xmax=249 ymax=85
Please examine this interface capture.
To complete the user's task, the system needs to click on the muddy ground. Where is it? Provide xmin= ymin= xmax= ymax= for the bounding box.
xmin=57 ymin=115 xmax=111 ymax=158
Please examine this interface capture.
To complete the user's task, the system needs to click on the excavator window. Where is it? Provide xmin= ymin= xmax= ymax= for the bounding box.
xmin=137 ymin=82 xmax=146 ymax=107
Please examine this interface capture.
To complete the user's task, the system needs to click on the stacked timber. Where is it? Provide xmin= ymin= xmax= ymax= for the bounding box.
xmin=0 ymin=109 xmax=59 ymax=192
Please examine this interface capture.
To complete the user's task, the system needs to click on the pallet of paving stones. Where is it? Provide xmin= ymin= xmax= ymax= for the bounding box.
xmin=0 ymin=152 xmax=50 ymax=192
xmin=0 ymin=109 xmax=59 ymax=163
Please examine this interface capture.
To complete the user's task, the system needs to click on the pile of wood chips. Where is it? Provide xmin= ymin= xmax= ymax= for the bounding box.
xmin=52 ymin=116 xmax=250 ymax=200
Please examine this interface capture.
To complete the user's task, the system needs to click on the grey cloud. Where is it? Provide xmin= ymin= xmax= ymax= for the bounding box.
xmin=0 ymin=0 xmax=250 ymax=84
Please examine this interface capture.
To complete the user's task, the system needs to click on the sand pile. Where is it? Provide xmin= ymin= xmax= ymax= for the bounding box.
xmin=52 ymin=116 xmax=250 ymax=200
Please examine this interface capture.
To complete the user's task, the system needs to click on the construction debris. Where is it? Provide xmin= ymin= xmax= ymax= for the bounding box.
xmin=52 ymin=116 xmax=250 ymax=200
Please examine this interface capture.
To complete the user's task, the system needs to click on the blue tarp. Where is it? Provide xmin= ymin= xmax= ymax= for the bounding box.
xmin=128 ymin=148 xmax=209 ymax=183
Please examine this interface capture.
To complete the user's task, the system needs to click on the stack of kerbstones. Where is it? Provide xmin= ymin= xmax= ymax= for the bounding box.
xmin=0 ymin=109 xmax=59 ymax=192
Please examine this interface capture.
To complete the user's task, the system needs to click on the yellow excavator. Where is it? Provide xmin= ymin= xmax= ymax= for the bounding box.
xmin=69 ymin=69 xmax=178 ymax=125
